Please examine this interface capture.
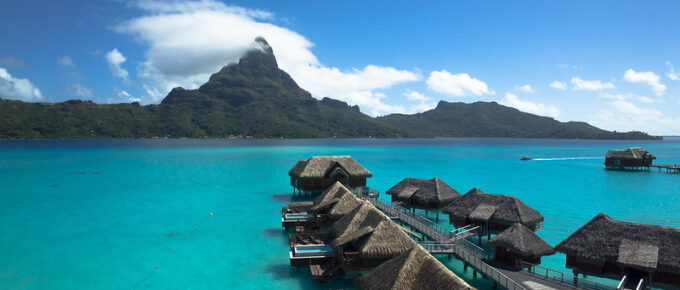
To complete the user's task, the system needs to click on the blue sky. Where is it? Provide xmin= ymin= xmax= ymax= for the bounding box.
xmin=1 ymin=0 xmax=679 ymax=134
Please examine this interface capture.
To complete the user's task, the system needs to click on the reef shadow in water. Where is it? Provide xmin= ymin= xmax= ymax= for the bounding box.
xmin=270 ymin=193 xmax=293 ymax=203
xmin=261 ymin=227 xmax=286 ymax=238
xmin=265 ymin=264 xmax=296 ymax=281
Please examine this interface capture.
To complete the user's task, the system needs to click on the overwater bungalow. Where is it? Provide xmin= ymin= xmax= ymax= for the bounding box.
xmin=442 ymin=188 xmax=544 ymax=234
xmin=385 ymin=177 xmax=460 ymax=221
xmin=289 ymin=231 xmax=335 ymax=267
xmin=330 ymin=202 xmax=416 ymax=271
xmin=283 ymin=182 xmax=352 ymax=228
xmin=487 ymin=223 xmax=555 ymax=268
xmin=355 ymin=245 xmax=473 ymax=290
xmin=310 ymin=189 xmax=363 ymax=226
xmin=555 ymin=213 xmax=680 ymax=289
xmin=605 ymin=147 xmax=655 ymax=170
xmin=289 ymin=156 xmax=372 ymax=194
xmin=332 ymin=202 xmax=387 ymax=238
xmin=313 ymin=181 xmax=352 ymax=205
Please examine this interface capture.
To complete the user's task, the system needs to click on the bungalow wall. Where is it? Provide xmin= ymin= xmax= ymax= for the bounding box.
xmin=494 ymin=247 xmax=541 ymax=266
xmin=565 ymin=255 xmax=680 ymax=287
xmin=605 ymin=157 xmax=653 ymax=168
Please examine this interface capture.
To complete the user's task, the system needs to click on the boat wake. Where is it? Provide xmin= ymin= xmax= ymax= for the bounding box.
xmin=531 ymin=157 xmax=603 ymax=161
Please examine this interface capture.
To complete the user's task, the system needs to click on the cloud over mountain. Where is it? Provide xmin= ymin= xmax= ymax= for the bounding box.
xmin=117 ymin=0 xmax=419 ymax=115
xmin=0 ymin=68 xmax=43 ymax=101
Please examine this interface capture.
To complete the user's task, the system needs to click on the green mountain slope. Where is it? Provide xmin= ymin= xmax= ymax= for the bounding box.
xmin=0 ymin=38 xmax=403 ymax=139
xmin=376 ymin=101 xmax=657 ymax=139
xmin=0 ymin=37 xmax=659 ymax=140
xmin=158 ymin=37 xmax=403 ymax=138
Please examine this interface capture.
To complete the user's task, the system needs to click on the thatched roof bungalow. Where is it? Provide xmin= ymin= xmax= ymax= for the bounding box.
xmin=442 ymin=188 xmax=543 ymax=233
xmin=555 ymin=213 xmax=680 ymax=288
xmin=355 ymin=245 xmax=473 ymax=290
xmin=332 ymin=202 xmax=389 ymax=241
xmin=487 ymin=223 xmax=555 ymax=267
xmin=331 ymin=202 xmax=416 ymax=271
xmin=386 ymin=177 xmax=460 ymax=220
xmin=605 ymin=147 xmax=655 ymax=170
xmin=289 ymin=156 xmax=372 ymax=193
xmin=310 ymin=189 xmax=363 ymax=226
xmin=313 ymin=181 xmax=352 ymax=206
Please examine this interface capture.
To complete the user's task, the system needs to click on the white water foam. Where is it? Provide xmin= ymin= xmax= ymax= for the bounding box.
xmin=531 ymin=157 xmax=603 ymax=161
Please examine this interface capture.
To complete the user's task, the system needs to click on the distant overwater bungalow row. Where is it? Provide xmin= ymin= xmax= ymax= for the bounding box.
xmin=281 ymin=155 xmax=680 ymax=290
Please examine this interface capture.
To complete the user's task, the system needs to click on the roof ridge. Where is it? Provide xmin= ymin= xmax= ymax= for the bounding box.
xmin=555 ymin=212 xmax=611 ymax=250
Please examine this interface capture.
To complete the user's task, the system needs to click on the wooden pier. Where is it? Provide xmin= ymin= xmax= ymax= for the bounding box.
xmin=368 ymin=198 xmax=617 ymax=290
xmin=650 ymin=164 xmax=680 ymax=174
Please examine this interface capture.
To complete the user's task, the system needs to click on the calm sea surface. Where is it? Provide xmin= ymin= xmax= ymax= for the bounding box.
xmin=1 ymin=138 xmax=679 ymax=289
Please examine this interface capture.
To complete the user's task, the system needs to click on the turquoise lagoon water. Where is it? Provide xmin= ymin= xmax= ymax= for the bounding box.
xmin=1 ymin=138 xmax=679 ymax=289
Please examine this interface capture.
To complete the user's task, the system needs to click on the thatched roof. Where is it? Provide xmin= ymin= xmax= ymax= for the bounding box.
xmin=468 ymin=204 xmax=498 ymax=222
xmin=555 ymin=213 xmax=680 ymax=274
xmin=332 ymin=226 xmax=375 ymax=248
xmin=605 ymin=147 xmax=656 ymax=160
xmin=328 ymin=192 xmax=362 ymax=220
xmin=334 ymin=219 xmax=417 ymax=260
xmin=354 ymin=220 xmax=417 ymax=259
xmin=313 ymin=181 xmax=351 ymax=205
xmin=487 ymin=223 xmax=555 ymax=258
xmin=289 ymin=156 xmax=372 ymax=178
xmin=442 ymin=188 xmax=543 ymax=227
xmin=355 ymin=245 xmax=473 ymax=290
xmin=386 ymin=177 xmax=461 ymax=209
xmin=311 ymin=190 xmax=362 ymax=220
xmin=332 ymin=201 xmax=388 ymax=239
xmin=617 ymin=239 xmax=658 ymax=272
xmin=331 ymin=201 xmax=416 ymax=259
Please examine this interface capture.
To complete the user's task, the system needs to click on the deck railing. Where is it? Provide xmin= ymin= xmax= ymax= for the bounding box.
xmin=369 ymin=198 xmax=451 ymax=238
xmin=521 ymin=262 xmax=617 ymax=290
xmin=368 ymin=197 xmax=525 ymax=290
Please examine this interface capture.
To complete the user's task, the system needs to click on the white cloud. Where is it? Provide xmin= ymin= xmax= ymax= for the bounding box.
xmin=611 ymin=100 xmax=661 ymax=117
xmin=591 ymin=100 xmax=680 ymax=135
xmin=517 ymin=84 xmax=535 ymax=93
xmin=601 ymin=92 xmax=659 ymax=104
xmin=404 ymin=89 xmax=429 ymax=102
xmin=0 ymin=67 xmax=43 ymax=101
xmin=501 ymin=93 xmax=559 ymax=118
xmin=403 ymin=89 xmax=436 ymax=113
xmin=636 ymin=96 xmax=654 ymax=103
xmin=549 ymin=81 xmax=567 ymax=90
xmin=119 ymin=90 xmax=141 ymax=103
xmin=426 ymin=70 xmax=493 ymax=97
xmin=623 ymin=69 xmax=666 ymax=96
xmin=105 ymin=48 xmax=129 ymax=81
xmin=116 ymin=0 xmax=419 ymax=115
xmin=294 ymin=65 xmax=421 ymax=116
xmin=57 ymin=56 xmax=75 ymax=67
xmin=68 ymin=83 xmax=94 ymax=99
xmin=570 ymin=77 xmax=615 ymax=91
xmin=666 ymin=61 xmax=680 ymax=81
xmin=600 ymin=93 xmax=625 ymax=101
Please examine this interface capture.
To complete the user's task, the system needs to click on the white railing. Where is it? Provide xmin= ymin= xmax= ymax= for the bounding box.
xmin=369 ymin=198 xmax=525 ymax=290
xmin=617 ymin=275 xmax=627 ymax=290
xmin=521 ymin=262 xmax=618 ymax=290
xmin=634 ymin=278 xmax=644 ymax=290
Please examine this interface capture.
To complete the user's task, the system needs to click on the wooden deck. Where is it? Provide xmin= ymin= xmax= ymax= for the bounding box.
xmin=650 ymin=164 xmax=680 ymax=173
xmin=368 ymin=198 xmax=617 ymax=290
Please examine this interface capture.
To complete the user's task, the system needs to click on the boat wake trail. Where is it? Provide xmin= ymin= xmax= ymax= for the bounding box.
xmin=531 ymin=157 xmax=603 ymax=161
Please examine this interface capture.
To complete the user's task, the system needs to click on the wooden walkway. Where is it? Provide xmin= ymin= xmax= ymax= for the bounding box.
xmin=368 ymin=198 xmax=617 ymax=290
xmin=650 ymin=164 xmax=680 ymax=173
